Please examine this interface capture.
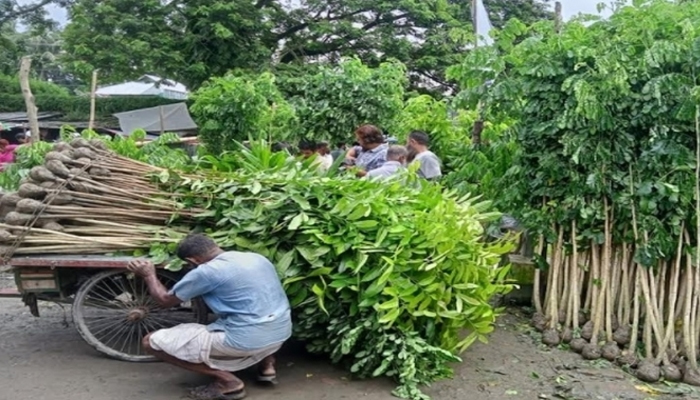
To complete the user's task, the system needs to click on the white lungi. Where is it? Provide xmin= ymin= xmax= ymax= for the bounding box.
xmin=149 ymin=323 xmax=282 ymax=372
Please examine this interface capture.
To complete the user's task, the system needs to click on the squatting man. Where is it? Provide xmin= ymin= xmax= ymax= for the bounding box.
xmin=127 ymin=233 xmax=292 ymax=400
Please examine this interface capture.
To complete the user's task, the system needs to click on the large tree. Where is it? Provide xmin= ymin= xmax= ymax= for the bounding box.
xmin=61 ymin=0 xmax=553 ymax=90
xmin=0 ymin=0 xmax=72 ymax=30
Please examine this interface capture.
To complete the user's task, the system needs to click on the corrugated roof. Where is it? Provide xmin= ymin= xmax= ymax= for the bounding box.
xmin=96 ymin=81 xmax=157 ymax=96
xmin=0 ymin=112 xmax=62 ymax=122
xmin=97 ymin=75 xmax=188 ymax=98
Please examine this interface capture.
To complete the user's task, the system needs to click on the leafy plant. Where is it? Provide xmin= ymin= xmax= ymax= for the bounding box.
xmin=449 ymin=0 xmax=700 ymax=380
xmin=190 ymin=72 xmax=298 ymax=154
xmin=0 ymin=74 xmax=69 ymax=97
xmin=161 ymin=143 xmax=514 ymax=399
xmin=290 ymin=58 xmax=407 ymax=143
xmin=0 ymin=141 xmax=53 ymax=190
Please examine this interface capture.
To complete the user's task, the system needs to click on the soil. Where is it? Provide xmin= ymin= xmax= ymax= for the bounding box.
xmin=0 ymin=272 xmax=697 ymax=400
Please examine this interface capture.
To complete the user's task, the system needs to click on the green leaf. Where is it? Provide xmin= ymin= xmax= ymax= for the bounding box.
xmin=289 ymin=213 xmax=304 ymax=230
xmin=311 ymin=284 xmax=328 ymax=314
xmin=276 ymin=250 xmax=295 ymax=276
xmin=250 ymin=181 xmax=262 ymax=194
xmin=378 ymin=307 xmax=400 ymax=325
xmin=354 ymin=220 xmax=379 ymax=229
xmin=375 ymin=297 xmax=399 ymax=311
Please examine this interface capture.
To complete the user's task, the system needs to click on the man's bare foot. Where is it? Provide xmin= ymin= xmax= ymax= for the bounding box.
xmin=258 ymin=355 xmax=276 ymax=376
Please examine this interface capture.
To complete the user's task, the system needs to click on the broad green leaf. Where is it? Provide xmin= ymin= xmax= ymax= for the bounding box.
xmin=289 ymin=213 xmax=304 ymax=230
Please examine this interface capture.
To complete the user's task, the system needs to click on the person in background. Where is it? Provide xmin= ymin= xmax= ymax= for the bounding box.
xmin=406 ymin=130 xmax=442 ymax=180
xmin=347 ymin=125 xmax=388 ymax=177
xmin=298 ymin=140 xmax=317 ymax=159
xmin=128 ymin=234 xmax=292 ymax=400
xmin=298 ymin=140 xmax=327 ymax=171
xmin=366 ymin=145 xmax=407 ymax=180
xmin=330 ymin=142 xmax=347 ymax=161
xmin=15 ymin=133 xmax=27 ymax=145
xmin=0 ymin=139 xmax=19 ymax=171
xmin=271 ymin=141 xmax=291 ymax=154
xmin=316 ymin=141 xmax=334 ymax=170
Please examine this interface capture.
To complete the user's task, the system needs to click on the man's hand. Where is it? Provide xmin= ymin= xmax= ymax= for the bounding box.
xmin=127 ymin=259 xmax=156 ymax=278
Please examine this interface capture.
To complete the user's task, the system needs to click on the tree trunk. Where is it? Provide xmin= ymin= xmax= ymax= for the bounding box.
xmin=555 ymin=2 xmax=563 ymax=34
xmin=472 ymin=119 xmax=484 ymax=146
xmin=19 ymin=56 xmax=40 ymax=140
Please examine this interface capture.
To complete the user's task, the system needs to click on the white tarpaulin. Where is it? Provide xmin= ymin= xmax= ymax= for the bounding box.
xmin=114 ymin=102 xmax=197 ymax=135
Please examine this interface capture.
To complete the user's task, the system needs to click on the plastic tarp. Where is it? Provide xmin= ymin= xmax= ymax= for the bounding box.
xmin=114 ymin=102 xmax=197 ymax=135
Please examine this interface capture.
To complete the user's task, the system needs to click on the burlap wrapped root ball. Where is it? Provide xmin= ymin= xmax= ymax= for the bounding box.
xmin=29 ymin=166 xmax=57 ymax=183
xmin=45 ymin=160 xmax=72 ymax=179
xmin=44 ymin=151 xmax=73 ymax=164
xmin=15 ymin=198 xmax=46 ymax=214
xmin=18 ymin=183 xmax=47 ymax=200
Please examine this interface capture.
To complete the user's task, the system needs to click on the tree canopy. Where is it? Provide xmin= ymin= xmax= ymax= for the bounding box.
xmin=61 ymin=0 xmax=553 ymax=90
xmin=0 ymin=0 xmax=72 ymax=30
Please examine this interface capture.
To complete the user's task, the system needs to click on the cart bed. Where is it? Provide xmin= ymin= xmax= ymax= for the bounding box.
xmin=9 ymin=255 xmax=146 ymax=269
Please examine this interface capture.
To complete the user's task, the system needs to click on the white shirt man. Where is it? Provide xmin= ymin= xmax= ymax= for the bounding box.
xmin=407 ymin=131 xmax=442 ymax=180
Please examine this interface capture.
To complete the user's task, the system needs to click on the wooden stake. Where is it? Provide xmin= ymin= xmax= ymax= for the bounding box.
xmin=159 ymin=106 xmax=165 ymax=135
xmin=88 ymin=70 xmax=99 ymax=131
xmin=19 ymin=56 xmax=39 ymax=139
xmin=555 ymin=2 xmax=563 ymax=34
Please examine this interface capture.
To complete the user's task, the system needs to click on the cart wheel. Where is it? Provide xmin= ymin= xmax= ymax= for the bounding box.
xmin=72 ymin=269 xmax=208 ymax=362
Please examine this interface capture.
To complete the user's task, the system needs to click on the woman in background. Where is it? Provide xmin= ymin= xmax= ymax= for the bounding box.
xmin=0 ymin=139 xmax=19 ymax=171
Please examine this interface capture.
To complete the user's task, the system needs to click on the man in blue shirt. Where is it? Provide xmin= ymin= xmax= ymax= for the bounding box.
xmin=127 ymin=234 xmax=292 ymax=400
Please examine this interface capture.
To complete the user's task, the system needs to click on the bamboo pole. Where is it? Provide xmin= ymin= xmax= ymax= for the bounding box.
xmin=88 ymin=70 xmax=99 ymax=131
xmin=159 ymin=106 xmax=165 ymax=135
xmin=19 ymin=56 xmax=39 ymax=139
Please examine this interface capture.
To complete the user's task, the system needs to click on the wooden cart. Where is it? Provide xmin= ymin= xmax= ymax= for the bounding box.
xmin=4 ymin=255 xmax=207 ymax=362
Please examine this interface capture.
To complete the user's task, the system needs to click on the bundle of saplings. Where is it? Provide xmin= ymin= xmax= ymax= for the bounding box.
xmin=1 ymin=138 xmax=513 ymax=400
xmin=0 ymin=137 xmax=193 ymax=256
xmin=452 ymin=0 xmax=700 ymax=385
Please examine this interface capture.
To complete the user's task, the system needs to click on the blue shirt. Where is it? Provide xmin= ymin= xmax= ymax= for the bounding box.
xmin=353 ymin=143 xmax=388 ymax=172
xmin=366 ymin=160 xmax=404 ymax=180
xmin=170 ymin=251 xmax=292 ymax=351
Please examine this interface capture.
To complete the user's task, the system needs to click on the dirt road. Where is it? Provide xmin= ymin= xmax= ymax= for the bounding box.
xmin=0 ymin=273 xmax=693 ymax=400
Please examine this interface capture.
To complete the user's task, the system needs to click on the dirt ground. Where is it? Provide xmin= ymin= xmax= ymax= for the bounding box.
xmin=0 ymin=272 xmax=696 ymax=400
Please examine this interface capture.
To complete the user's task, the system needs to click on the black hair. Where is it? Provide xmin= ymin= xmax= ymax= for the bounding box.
xmin=298 ymin=140 xmax=316 ymax=151
xmin=176 ymin=233 xmax=218 ymax=260
xmin=316 ymin=141 xmax=329 ymax=150
xmin=355 ymin=124 xmax=384 ymax=145
xmin=408 ymin=130 xmax=431 ymax=146
xmin=15 ymin=133 xmax=26 ymax=141
xmin=271 ymin=141 xmax=291 ymax=152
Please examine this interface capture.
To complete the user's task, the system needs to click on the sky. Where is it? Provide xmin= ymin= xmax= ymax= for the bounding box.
xmin=24 ymin=0 xmax=625 ymax=27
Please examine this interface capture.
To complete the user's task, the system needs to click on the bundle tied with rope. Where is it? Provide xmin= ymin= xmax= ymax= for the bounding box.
xmin=0 ymin=138 xmax=197 ymax=260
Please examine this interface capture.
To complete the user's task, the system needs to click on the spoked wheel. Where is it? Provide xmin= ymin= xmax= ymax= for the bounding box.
xmin=72 ymin=269 xmax=208 ymax=362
